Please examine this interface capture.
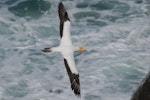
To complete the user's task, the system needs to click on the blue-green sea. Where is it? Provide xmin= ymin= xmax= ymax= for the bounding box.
xmin=0 ymin=0 xmax=150 ymax=100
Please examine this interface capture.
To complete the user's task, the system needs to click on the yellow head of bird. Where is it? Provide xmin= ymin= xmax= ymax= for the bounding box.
xmin=78 ymin=46 xmax=86 ymax=51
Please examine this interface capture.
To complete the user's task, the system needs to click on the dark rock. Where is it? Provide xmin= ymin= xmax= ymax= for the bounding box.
xmin=131 ymin=71 xmax=150 ymax=100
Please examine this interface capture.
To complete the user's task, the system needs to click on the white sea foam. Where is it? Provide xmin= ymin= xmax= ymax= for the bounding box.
xmin=0 ymin=0 xmax=150 ymax=100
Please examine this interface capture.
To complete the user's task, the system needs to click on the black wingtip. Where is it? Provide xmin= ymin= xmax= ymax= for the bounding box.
xmin=64 ymin=59 xmax=81 ymax=97
xmin=58 ymin=2 xmax=64 ymax=10
xmin=71 ymin=74 xmax=81 ymax=97
xmin=59 ymin=2 xmax=63 ymax=7
xmin=58 ymin=2 xmax=70 ymax=21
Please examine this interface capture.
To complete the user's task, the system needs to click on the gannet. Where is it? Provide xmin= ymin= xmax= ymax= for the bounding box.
xmin=42 ymin=2 xmax=86 ymax=97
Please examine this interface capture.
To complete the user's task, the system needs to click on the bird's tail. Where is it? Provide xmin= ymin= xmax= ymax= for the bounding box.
xmin=42 ymin=48 xmax=52 ymax=52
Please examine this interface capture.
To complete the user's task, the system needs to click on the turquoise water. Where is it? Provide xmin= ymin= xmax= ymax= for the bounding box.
xmin=0 ymin=0 xmax=150 ymax=100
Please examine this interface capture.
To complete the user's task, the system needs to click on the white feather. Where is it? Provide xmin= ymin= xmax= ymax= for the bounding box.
xmin=60 ymin=21 xmax=72 ymax=46
xmin=59 ymin=20 xmax=78 ymax=74
xmin=51 ymin=20 xmax=78 ymax=74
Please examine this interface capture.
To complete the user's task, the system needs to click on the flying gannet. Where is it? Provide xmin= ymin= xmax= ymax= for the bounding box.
xmin=42 ymin=2 xmax=86 ymax=97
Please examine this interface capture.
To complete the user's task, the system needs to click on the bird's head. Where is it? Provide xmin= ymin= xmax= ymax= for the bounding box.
xmin=78 ymin=46 xmax=86 ymax=51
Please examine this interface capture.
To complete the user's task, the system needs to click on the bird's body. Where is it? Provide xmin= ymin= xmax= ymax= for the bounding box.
xmin=42 ymin=2 xmax=85 ymax=97
xmin=50 ymin=20 xmax=78 ymax=74
xmin=51 ymin=44 xmax=78 ymax=74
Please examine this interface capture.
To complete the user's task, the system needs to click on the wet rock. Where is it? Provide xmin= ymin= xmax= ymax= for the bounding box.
xmin=131 ymin=71 xmax=150 ymax=100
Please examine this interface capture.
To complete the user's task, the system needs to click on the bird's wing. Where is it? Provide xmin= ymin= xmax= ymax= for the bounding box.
xmin=58 ymin=2 xmax=80 ymax=96
xmin=63 ymin=53 xmax=80 ymax=96
xmin=58 ymin=2 xmax=72 ymax=46
xmin=58 ymin=2 xmax=70 ymax=38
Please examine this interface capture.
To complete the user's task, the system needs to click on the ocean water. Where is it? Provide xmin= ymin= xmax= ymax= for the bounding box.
xmin=0 ymin=0 xmax=150 ymax=100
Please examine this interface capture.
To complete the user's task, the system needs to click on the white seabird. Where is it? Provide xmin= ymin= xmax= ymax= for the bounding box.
xmin=42 ymin=2 xmax=86 ymax=97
